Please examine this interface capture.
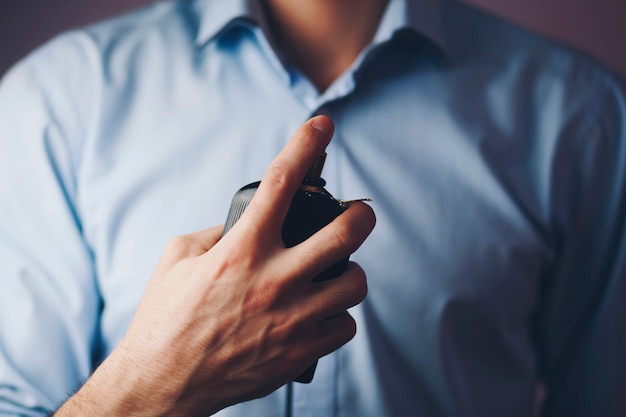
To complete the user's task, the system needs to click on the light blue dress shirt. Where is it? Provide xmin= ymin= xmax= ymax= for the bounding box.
xmin=1 ymin=0 xmax=625 ymax=416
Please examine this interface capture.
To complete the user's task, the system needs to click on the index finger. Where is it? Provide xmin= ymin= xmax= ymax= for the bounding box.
xmin=237 ymin=115 xmax=335 ymax=238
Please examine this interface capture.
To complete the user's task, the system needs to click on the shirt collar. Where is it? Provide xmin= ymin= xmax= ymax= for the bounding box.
xmin=194 ymin=0 xmax=448 ymax=55
xmin=194 ymin=0 xmax=252 ymax=46
xmin=374 ymin=0 xmax=446 ymax=50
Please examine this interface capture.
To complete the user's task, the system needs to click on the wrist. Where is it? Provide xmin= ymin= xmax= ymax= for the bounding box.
xmin=54 ymin=345 xmax=181 ymax=417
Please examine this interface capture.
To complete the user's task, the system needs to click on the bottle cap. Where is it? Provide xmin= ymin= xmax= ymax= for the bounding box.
xmin=306 ymin=152 xmax=327 ymax=180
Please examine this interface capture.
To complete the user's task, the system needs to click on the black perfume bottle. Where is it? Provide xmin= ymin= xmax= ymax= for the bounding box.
xmin=222 ymin=152 xmax=348 ymax=383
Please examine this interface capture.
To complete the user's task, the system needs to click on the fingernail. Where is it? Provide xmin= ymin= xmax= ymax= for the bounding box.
xmin=311 ymin=116 xmax=334 ymax=134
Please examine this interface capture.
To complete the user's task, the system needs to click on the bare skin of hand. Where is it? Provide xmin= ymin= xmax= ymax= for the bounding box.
xmin=54 ymin=116 xmax=376 ymax=417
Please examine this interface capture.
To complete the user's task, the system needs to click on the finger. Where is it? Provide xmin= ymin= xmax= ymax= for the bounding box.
xmin=186 ymin=225 xmax=224 ymax=252
xmin=163 ymin=225 xmax=224 ymax=264
xmin=238 ymin=116 xmax=335 ymax=239
xmin=301 ymin=262 xmax=368 ymax=323
xmin=308 ymin=311 xmax=358 ymax=360
xmin=288 ymin=201 xmax=376 ymax=283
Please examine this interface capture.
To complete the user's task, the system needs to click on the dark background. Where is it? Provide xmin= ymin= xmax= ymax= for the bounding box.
xmin=1 ymin=0 xmax=625 ymax=78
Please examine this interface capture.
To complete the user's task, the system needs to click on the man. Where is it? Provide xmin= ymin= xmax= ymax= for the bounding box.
xmin=1 ymin=0 xmax=625 ymax=416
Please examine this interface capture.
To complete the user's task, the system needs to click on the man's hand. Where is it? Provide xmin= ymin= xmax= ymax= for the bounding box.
xmin=55 ymin=116 xmax=376 ymax=417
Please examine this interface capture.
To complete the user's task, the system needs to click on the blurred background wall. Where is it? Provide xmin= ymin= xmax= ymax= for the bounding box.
xmin=1 ymin=0 xmax=625 ymax=78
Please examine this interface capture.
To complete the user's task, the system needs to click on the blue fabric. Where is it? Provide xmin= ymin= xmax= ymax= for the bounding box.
xmin=1 ymin=0 xmax=625 ymax=416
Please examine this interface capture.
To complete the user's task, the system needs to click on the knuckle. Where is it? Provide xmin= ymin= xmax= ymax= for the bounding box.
xmin=165 ymin=235 xmax=193 ymax=259
xmin=343 ymin=314 xmax=357 ymax=341
xmin=362 ymin=204 xmax=377 ymax=231
xmin=345 ymin=202 xmax=377 ymax=236
xmin=262 ymin=163 xmax=292 ymax=194
xmin=329 ymin=313 xmax=357 ymax=345
xmin=330 ymin=222 xmax=360 ymax=254
xmin=242 ymin=279 xmax=281 ymax=314
xmin=351 ymin=267 xmax=368 ymax=303
xmin=283 ymin=346 xmax=311 ymax=373
xmin=333 ymin=265 xmax=368 ymax=308
xmin=273 ymin=313 xmax=300 ymax=343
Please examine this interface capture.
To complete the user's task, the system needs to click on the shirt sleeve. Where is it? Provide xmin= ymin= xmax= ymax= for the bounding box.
xmin=535 ymin=72 xmax=626 ymax=417
xmin=0 ymin=33 xmax=101 ymax=416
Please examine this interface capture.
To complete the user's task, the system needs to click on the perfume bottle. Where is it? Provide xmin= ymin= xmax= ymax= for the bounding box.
xmin=222 ymin=152 xmax=348 ymax=383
